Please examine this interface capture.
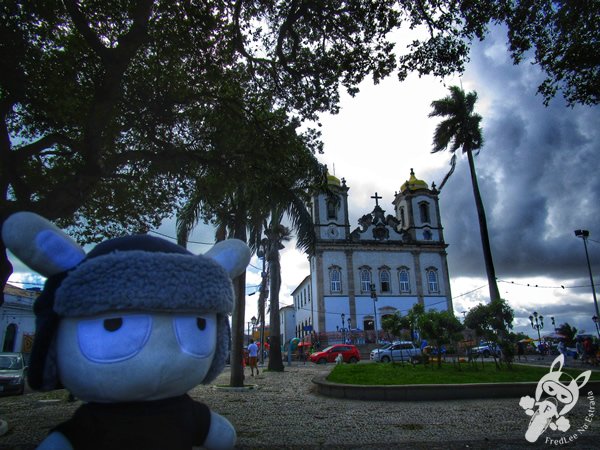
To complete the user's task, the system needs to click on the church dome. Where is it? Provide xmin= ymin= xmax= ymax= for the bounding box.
xmin=400 ymin=169 xmax=428 ymax=192
xmin=327 ymin=173 xmax=341 ymax=186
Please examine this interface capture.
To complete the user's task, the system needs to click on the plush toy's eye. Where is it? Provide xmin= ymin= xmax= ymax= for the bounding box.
xmin=77 ymin=315 xmax=152 ymax=363
xmin=173 ymin=314 xmax=216 ymax=358
xmin=104 ymin=318 xmax=122 ymax=332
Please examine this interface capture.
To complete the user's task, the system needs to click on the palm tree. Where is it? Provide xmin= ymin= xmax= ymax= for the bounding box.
xmin=429 ymin=86 xmax=501 ymax=304
xmin=177 ymin=185 xmax=258 ymax=388
xmin=263 ymin=210 xmax=291 ymax=372
xmin=175 ymin=86 xmax=324 ymax=383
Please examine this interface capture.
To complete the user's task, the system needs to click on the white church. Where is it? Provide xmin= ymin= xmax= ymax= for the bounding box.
xmin=291 ymin=170 xmax=453 ymax=344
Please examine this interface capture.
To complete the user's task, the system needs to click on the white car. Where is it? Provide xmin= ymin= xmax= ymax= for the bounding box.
xmin=370 ymin=341 xmax=421 ymax=362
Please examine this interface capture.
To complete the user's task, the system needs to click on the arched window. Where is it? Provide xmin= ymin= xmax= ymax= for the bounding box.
xmin=360 ymin=268 xmax=372 ymax=293
xmin=398 ymin=267 xmax=411 ymax=293
xmin=426 ymin=267 xmax=439 ymax=293
xmin=326 ymin=194 xmax=339 ymax=220
xmin=379 ymin=268 xmax=391 ymax=293
xmin=399 ymin=207 xmax=406 ymax=227
xmin=2 ymin=323 xmax=17 ymax=352
xmin=330 ymin=267 xmax=342 ymax=293
xmin=419 ymin=202 xmax=430 ymax=223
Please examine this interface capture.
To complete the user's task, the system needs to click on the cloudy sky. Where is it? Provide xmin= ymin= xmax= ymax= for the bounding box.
xmin=8 ymin=25 xmax=599 ymax=338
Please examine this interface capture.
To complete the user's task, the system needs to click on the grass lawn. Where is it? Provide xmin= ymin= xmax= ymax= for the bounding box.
xmin=327 ymin=361 xmax=600 ymax=385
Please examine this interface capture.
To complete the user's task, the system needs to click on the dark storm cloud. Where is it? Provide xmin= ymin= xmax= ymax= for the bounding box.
xmin=438 ymin=26 xmax=600 ymax=285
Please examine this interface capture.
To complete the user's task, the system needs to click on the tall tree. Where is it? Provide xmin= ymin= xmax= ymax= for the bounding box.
xmin=263 ymin=211 xmax=290 ymax=372
xmin=175 ymin=89 xmax=323 ymax=384
xmin=429 ymin=86 xmax=500 ymax=305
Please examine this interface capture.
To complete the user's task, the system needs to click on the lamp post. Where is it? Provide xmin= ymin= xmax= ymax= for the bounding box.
xmin=341 ymin=313 xmax=346 ymax=343
xmin=251 ymin=315 xmax=257 ymax=335
xmin=256 ymin=239 xmax=268 ymax=364
xmin=529 ymin=312 xmax=544 ymax=358
xmin=551 ymin=316 xmax=556 ymax=332
xmin=347 ymin=317 xmax=352 ymax=343
xmin=370 ymin=283 xmax=378 ymax=344
xmin=593 ymin=316 xmax=600 ymax=339
xmin=575 ymin=229 xmax=600 ymax=322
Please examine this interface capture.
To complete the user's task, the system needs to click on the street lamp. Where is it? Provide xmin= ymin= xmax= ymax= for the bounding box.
xmin=529 ymin=312 xmax=544 ymax=357
xmin=370 ymin=283 xmax=378 ymax=344
xmin=341 ymin=313 xmax=346 ymax=343
xmin=551 ymin=316 xmax=556 ymax=332
xmin=347 ymin=317 xmax=352 ymax=343
xmin=574 ymin=229 xmax=600 ymax=322
xmin=247 ymin=316 xmax=257 ymax=345
xmin=593 ymin=316 xmax=600 ymax=339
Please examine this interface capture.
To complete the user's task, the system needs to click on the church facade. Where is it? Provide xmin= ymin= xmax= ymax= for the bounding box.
xmin=292 ymin=170 xmax=453 ymax=343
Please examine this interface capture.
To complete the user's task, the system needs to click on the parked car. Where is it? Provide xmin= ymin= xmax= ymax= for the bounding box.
xmin=309 ymin=344 xmax=360 ymax=364
xmin=470 ymin=342 xmax=500 ymax=358
xmin=370 ymin=341 xmax=421 ymax=362
xmin=0 ymin=352 xmax=26 ymax=395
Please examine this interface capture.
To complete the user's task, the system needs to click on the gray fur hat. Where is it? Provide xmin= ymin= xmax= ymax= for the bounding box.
xmin=1 ymin=212 xmax=251 ymax=390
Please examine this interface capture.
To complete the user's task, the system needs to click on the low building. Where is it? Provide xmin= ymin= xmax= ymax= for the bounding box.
xmin=1 ymin=284 xmax=39 ymax=357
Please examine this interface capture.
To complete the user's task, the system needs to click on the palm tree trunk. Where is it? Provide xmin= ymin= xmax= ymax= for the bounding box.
xmin=230 ymin=222 xmax=248 ymax=387
xmin=267 ymin=255 xmax=284 ymax=371
xmin=466 ymin=149 xmax=501 ymax=303
xmin=1 ymin=241 xmax=14 ymax=306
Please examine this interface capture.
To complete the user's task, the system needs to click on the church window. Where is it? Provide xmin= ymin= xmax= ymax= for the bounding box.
xmin=426 ymin=267 xmax=439 ymax=293
xmin=398 ymin=267 xmax=411 ymax=293
xmin=419 ymin=202 xmax=430 ymax=224
xmin=379 ymin=268 xmax=391 ymax=293
xmin=326 ymin=195 xmax=338 ymax=220
xmin=399 ymin=207 xmax=406 ymax=227
xmin=359 ymin=268 xmax=372 ymax=293
xmin=423 ymin=229 xmax=432 ymax=240
xmin=330 ymin=267 xmax=342 ymax=293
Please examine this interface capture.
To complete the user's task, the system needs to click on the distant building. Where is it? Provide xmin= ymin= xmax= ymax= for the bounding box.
xmin=279 ymin=305 xmax=296 ymax=346
xmin=292 ymin=170 xmax=453 ymax=344
xmin=1 ymin=284 xmax=39 ymax=355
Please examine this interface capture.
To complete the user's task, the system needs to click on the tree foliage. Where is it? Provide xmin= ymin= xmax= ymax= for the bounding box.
xmin=2 ymin=0 xmax=596 ymax=296
xmin=417 ymin=309 xmax=464 ymax=367
xmin=464 ymin=298 xmax=514 ymax=342
xmin=502 ymin=0 xmax=600 ymax=107
xmin=557 ymin=322 xmax=578 ymax=346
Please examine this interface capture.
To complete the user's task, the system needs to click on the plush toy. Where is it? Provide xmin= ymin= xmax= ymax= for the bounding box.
xmin=2 ymin=212 xmax=250 ymax=450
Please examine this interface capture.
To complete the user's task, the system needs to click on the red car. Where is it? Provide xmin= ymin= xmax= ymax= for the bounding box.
xmin=309 ymin=344 xmax=360 ymax=364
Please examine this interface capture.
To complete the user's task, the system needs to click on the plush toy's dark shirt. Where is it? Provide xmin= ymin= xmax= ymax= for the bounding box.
xmin=52 ymin=395 xmax=211 ymax=450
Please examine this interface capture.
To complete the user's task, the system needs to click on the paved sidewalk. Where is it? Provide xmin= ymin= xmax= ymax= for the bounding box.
xmin=0 ymin=361 xmax=598 ymax=449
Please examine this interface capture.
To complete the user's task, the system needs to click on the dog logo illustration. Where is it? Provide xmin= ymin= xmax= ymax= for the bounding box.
xmin=519 ymin=354 xmax=591 ymax=443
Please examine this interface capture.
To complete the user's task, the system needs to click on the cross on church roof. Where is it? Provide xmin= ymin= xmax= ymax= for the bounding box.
xmin=371 ymin=192 xmax=382 ymax=207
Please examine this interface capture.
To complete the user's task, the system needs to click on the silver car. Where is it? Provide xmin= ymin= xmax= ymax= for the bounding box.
xmin=370 ymin=341 xmax=421 ymax=362
xmin=0 ymin=352 xmax=27 ymax=395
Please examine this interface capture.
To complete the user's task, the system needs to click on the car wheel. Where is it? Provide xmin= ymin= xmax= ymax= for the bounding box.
xmin=349 ymin=357 xmax=358 ymax=363
xmin=483 ymin=350 xmax=490 ymax=358
xmin=381 ymin=356 xmax=390 ymax=363
xmin=318 ymin=358 xmax=327 ymax=364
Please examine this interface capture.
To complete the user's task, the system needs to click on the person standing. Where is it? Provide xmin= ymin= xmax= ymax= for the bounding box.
xmin=557 ymin=339 xmax=567 ymax=361
xmin=576 ymin=338 xmax=585 ymax=362
xmin=248 ymin=339 xmax=259 ymax=376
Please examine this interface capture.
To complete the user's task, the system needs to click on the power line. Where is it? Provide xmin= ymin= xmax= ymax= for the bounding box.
xmin=148 ymin=230 xmax=214 ymax=245
xmin=497 ymin=278 xmax=598 ymax=290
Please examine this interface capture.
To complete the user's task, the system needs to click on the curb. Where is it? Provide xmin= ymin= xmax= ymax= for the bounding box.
xmin=312 ymin=376 xmax=600 ymax=401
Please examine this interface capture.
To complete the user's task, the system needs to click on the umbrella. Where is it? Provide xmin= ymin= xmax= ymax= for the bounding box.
xmin=519 ymin=338 xmax=534 ymax=343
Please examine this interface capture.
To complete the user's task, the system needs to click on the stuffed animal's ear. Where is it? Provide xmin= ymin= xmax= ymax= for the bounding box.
xmin=574 ymin=370 xmax=592 ymax=389
xmin=2 ymin=212 xmax=85 ymax=277
xmin=549 ymin=354 xmax=564 ymax=373
xmin=204 ymin=239 xmax=251 ymax=279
